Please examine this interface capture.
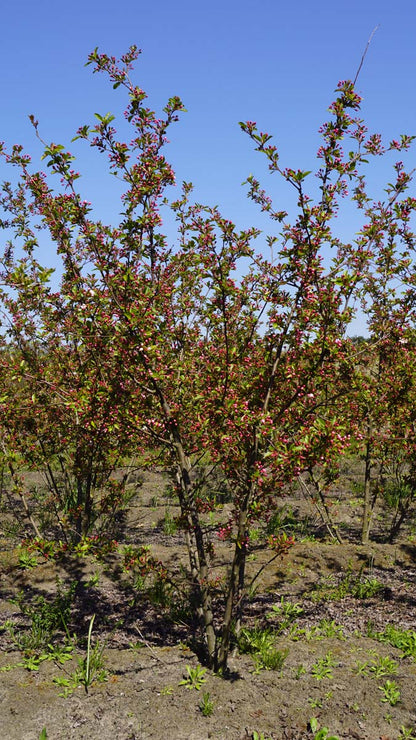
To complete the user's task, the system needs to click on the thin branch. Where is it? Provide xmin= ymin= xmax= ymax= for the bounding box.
xmin=354 ymin=25 xmax=380 ymax=86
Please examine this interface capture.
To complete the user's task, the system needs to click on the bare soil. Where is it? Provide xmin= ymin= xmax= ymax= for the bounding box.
xmin=1 ymin=471 xmax=416 ymax=740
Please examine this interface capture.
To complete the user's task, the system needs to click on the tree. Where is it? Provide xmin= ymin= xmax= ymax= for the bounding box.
xmin=354 ymin=265 xmax=416 ymax=543
xmin=0 ymin=174 xmax=139 ymax=543
xmin=1 ymin=47 xmax=415 ymax=670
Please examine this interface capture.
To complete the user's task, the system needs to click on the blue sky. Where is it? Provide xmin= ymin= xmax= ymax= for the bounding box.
xmin=1 ymin=0 xmax=416 ymax=332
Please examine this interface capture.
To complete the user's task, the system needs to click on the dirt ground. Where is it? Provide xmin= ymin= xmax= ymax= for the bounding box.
xmin=2 ymin=471 xmax=416 ymax=740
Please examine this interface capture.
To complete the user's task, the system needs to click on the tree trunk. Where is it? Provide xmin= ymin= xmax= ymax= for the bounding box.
xmin=167 ymin=413 xmax=217 ymax=664
xmin=361 ymin=428 xmax=373 ymax=544
xmin=216 ymin=497 xmax=249 ymax=671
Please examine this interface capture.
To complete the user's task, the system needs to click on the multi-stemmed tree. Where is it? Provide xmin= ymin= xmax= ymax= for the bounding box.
xmin=1 ymin=47 xmax=416 ymax=668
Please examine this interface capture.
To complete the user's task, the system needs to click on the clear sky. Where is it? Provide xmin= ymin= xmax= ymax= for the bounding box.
xmin=1 ymin=0 xmax=416 ymax=333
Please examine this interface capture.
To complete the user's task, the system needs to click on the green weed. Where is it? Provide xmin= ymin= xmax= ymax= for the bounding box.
xmin=399 ymin=726 xmax=416 ymax=740
xmin=237 ymin=626 xmax=288 ymax=672
xmin=20 ymin=654 xmax=49 ymax=671
xmin=199 ymin=691 xmax=214 ymax=716
xmin=287 ymin=619 xmax=344 ymax=643
xmin=249 ymin=527 xmax=261 ymax=543
xmin=353 ymin=660 xmax=369 ymax=676
xmin=353 ymin=576 xmax=384 ymax=599
xmin=311 ymin=652 xmax=336 ymax=680
xmin=76 ymin=614 xmax=107 ymax=692
xmin=266 ymin=505 xmax=312 ymax=539
xmin=162 ymin=508 xmax=177 ymax=535
xmin=367 ymin=623 xmax=416 ymax=660
xmin=379 ymin=679 xmax=401 ymax=706
xmin=294 ymin=664 xmax=306 ymax=679
xmin=312 ymin=565 xmax=384 ymax=602
xmin=53 ymin=615 xmax=108 ymax=696
xmin=254 ymin=645 xmax=288 ymax=673
xmin=148 ymin=576 xmax=172 ymax=607
xmin=369 ymin=655 xmax=398 ymax=677
xmin=309 ymin=717 xmax=340 ymax=740
xmin=179 ymin=664 xmax=207 ymax=690
xmin=18 ymin=549 xmax=38 ymax=570
xmin=317 ymin=619 xmax=344 ymax=639
xmin=6 ymin=581 xmax=75 ymax=656
xmin=85 ymin=571 xmax=100 ymax=588
xmin=266 ymin=596 xmax=304 ymax=628
xmin=308 ymin=697 xmax=323 ymax=709
xmin=238 ymin=626 xmax=274 ymax=654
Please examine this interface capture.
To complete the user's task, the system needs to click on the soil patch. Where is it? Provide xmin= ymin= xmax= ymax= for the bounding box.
xmin=1 ymin=471 xmax=416 ymax=739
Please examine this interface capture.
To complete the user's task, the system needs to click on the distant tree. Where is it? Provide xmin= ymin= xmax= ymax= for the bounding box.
xmin=0 ymin=221 xmax=138 ymax=542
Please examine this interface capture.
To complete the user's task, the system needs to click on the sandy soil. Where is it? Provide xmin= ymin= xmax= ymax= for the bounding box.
xmin=1 ymin=471 xmax=416 ymax=740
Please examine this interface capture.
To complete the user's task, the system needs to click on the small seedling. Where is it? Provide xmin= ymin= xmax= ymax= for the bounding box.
xmin=53 ymin=675 xmax=77 ymax=697
xmin=353 ymin=576 xmax=384 ymax=599
xmin=294 ymin=664 xmax=306 ymax=679
xmin=399 ymin=726 xmax=416 ymax=740
xmin=199 ymin=691 xmax=214 ymax=716
xmin=266 ymin=596 xmax=304 ymax=627
xmin=39 ymin=730 xmax=48 ymax=740
xmin=0 ymin=664 xmax=13 ymax=672
xmin=311 ymin=652 xmax=336 ymax=680
xmin=308 ymin=697 xmax=323 ymax=709
xmin=46 ymin=643 xmax=74 ymax=665
xmin=179 ymin=664 xmax=207 ymax=690
xmin=7 ymin=581 xmax=76 ymax=655
xmin=317 ymin=619 xmax=344 ymax=639
xmin=312 ymin=565 xmax=384 ymax=603
xmin=19 ymin=654 xmax=48 ymax=671
xmin=238 ymin=626 xmax=288 ymax=672
xmin=379 ymin=679 xmax=401 ymax=706
xmin=129 ymin=640 xmax=145 ymax=651
xmin=353 ymin=660 xmax=369 ymax=676
xmin=15 ymin=641 xmax=73 ymax=672
xmin=253 ymin=646 xmax=288 ymax=673
xmin=314 ymin=728 xmax=340 ymax=740
xmin=309 ymin=717 xmax=340 ymax=740
xmin=18 ymin=549 xmax=38 ymax=570
xmin=369 ymin=655 xmax=398 ymax=677
xmin=249 ymin=527 xmax=261 ymax=543
xmin=85 ymin=571 xmax=100 ymax=588
xmin=367 ymin=624 xmax=416 ymax=660
xmin=162 ymin=508 xmax=177 ymax=535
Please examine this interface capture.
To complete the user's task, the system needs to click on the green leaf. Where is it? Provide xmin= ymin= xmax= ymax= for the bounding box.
xmin=309 ymin=717 xmax=319 ymax=732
